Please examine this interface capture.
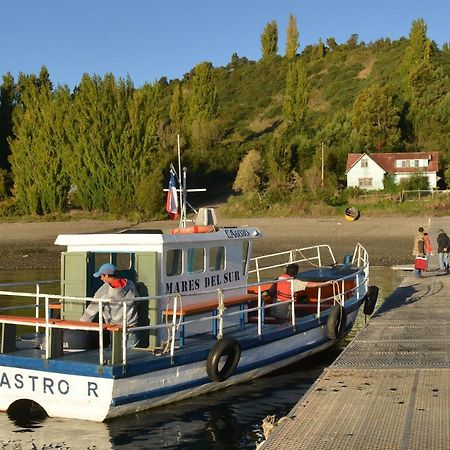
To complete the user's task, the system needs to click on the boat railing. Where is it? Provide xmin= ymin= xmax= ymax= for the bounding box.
xmin=0 ymin=248 xmax=369 ymax=364
xmin=249 ymin=244 xmax=336 ymax=282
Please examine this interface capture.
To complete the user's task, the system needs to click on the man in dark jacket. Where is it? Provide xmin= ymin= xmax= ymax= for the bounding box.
xmin=436 ymin=229 xmax=450 ymax=272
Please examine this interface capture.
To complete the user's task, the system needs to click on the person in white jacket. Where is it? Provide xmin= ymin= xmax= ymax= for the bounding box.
xmin=80 ymin=263 xmax=139 ymax=347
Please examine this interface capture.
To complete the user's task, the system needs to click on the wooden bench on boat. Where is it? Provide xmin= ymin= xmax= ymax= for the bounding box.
xmin=0 ymin=314 xmax=123 ymax=361
xmin=162 ymin=293 xmax=259 ymax=346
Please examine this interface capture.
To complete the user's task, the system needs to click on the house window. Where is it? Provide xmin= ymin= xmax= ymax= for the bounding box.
xmin=361 ymin=160 xmax=368 ymax=168
xmin=358 ymin=178 xmax=373 ymax=187
xmin=414 ymin=160 xmax=419 ymax=167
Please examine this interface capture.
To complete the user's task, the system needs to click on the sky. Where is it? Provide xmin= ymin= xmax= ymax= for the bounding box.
xmin=1 ymin=0 xmax=449 ymax=90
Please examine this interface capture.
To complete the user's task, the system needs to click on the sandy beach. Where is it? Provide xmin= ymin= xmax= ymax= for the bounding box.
xmin=0 ymin=214 xmax=430 ymax=270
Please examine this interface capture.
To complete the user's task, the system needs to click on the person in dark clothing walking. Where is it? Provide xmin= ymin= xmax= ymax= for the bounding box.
xmin=437 ymin=229 xmax=450 ymax=272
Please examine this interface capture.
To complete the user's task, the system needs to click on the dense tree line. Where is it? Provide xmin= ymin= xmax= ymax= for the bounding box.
xmin=0 ymin=17 xmax=449 ymax=218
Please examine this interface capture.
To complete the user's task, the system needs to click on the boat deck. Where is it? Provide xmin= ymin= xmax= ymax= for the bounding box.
xmin=2 ymin=309 xmax=336 ymax=378
xmin=261 ymin=272 xmax=450 ymax=450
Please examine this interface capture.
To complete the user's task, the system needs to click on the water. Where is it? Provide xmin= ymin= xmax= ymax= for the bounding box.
xmin=0 ymin=267 xmax=403 ymax=450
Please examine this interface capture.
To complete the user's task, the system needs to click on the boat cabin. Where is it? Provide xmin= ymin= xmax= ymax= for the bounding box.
xmin=54 ymin=227 xmax=262 ymax=347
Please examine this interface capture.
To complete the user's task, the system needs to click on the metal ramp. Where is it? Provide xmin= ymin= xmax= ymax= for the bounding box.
xmin=261 ymin=274 xmax=450 ymax=450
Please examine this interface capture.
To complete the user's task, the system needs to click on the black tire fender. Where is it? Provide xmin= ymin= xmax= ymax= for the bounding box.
xmin=206 ymin=336 xmax=241 ymax=382
xmin=363 ymin=285 xmax=379 ymax=315
xmin=326 ymin=305 xmax=347 ymax=340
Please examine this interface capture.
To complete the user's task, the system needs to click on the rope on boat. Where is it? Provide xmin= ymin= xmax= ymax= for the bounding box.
xmin=216 ymin=289 xmax=226 ymax=339
xmin=161 ymin=293 xmax=183 ymax=354
xmin=293 ymin=248 xmax=321 ymax=268
xmin=332 ymin=280 xmax=343 ymax=306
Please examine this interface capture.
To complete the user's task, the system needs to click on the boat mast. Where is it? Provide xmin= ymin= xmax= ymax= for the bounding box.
xmin=175 ymin=134 xmax=206 ymax=228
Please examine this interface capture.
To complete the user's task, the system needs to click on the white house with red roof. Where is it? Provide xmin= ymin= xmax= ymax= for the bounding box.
xmin=345 ymin=152 xmax=439 ymax=190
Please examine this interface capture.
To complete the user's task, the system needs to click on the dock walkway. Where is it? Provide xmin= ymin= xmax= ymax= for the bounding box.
xmin=261 ymin=271 xmax=450 ymax=449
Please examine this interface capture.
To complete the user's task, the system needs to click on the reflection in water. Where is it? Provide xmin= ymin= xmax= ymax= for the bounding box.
xmin=0 ymin=267 xmax=402 ymax=449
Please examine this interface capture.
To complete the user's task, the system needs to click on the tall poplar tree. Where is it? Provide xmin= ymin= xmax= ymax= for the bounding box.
xmin=65 ymin=74 xmax=163 ymax=215
xmin=403 ymin=19 xmax=431 ymax=71
xmin=0 ymin=73 xmax=15 ymax=172
xmin=169 ymin=82 xmax=184 ymax=131
xmin=188 ymin=62 xmax=217 ymax=123
xmin=285 ymin=14 xmax=299 ymax=60
xmin=10 ymin=67 xmax=71 ymax=214
xmin=350 ymin=84 xmax=401 ymax=151
xmin=64 ymin=74 xmax=132 ymax=212
xmin=283 ymin=59 xmax=309 ymax=130
xmin=261 ymin=20 xmax=278 ymax=59
xmin=0 ymin=73 xmax=15 ymax=198
xmin=187 ymin=62 xmax=219 ymax=153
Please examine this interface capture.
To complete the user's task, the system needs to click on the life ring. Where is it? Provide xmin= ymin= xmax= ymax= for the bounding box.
xmin=345 ymin=206 xmax=360 ymax=222
xmin=363 ymin=285 xmax=379 ymax=315
xmin=206 ymin=336 xmax=241 ymax=382
xmin=326 ymin=305 xmax=347 ymax=340
xmin=170 ymin=225 xmax=217 ymax=235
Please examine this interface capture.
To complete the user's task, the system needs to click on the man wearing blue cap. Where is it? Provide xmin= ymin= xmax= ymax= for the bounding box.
xmin=80 ymin=262 xmax=139 ymax=347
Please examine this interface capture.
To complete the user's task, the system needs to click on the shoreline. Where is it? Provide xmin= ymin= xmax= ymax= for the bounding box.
xmin=0 ymin=215 xmax=424 ymax=270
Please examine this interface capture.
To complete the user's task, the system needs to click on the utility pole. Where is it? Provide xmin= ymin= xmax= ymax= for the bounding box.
xmin=321 ymin=142 xmax=324 ymax=187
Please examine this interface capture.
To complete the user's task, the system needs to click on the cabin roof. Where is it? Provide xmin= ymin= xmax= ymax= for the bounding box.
xmin=54 ymin=227 xmax=262 ymax=252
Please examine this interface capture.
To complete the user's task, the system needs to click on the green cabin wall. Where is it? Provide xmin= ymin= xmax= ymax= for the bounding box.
xmin=61 ymin=251 xmax=159 ymax=347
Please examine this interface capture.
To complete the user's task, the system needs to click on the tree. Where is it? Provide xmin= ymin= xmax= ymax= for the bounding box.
xmin=261 ymin=20 xmax=278 ymax=59
xmin=169 ymin=82 xmax=184 ymax=131
xmin=0 ymin=73 xmax=15 ymax=173
xmin=187 ymin=62 xmax=219 ymax=152
xmin=285 ymin=14 xmax=299 ymax=60
xmin=9 ymin=68 xmax=71 ymax=214
xmin=350 ymin=84 xmax=401 ymax=151
xmin=187 ymin=62 xmax=218 ymax=123
xmin=233 ymin=149 xmax=261 ymax=194
xmin=283 ymin=59 xmax=309 ymax=130
xmin=326 ymin=37 xmax=338 ymax=52
xmin=313 ymin=39 xmax=326 ymax=59
xmin=403 ymin=19 xmax=431 ymax=71
xmin=64 ymin=73 xmax=163 ymax=215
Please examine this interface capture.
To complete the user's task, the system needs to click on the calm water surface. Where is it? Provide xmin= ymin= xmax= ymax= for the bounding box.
xmin=0 ymin=267 xmax=403 ymax=450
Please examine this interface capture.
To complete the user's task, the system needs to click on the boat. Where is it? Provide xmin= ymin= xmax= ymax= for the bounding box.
xmin=0 ymin=163 xmax=376 ymax=421
xmin=0 ymin=213 xmax=375 ymax=421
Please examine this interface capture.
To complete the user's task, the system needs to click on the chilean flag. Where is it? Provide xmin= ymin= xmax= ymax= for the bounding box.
xmin=166 ymin=172 xmax=179 ymax=220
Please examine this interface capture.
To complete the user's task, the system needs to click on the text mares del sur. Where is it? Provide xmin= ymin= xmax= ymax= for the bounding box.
xmin=165 ymin=270 xmax=240 ymax=295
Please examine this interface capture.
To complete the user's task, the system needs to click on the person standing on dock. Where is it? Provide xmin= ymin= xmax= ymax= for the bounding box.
xmin=413 ymin=227 xmax=424 ymax=256
xmin=437 ymin=229 xmax=450 ymax=272
xmin=423 ymin=232 xmax=433 ymax=269
xmin=413 ymin=228 xmax=426 ymax=278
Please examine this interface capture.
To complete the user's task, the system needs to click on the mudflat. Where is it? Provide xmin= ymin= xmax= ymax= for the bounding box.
xmin=0 ymin=215 xmax=427 ymax=270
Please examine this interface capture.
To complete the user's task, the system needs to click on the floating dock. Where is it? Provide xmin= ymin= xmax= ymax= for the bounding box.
xmin=261 ymin=271 xmax=450 ymax=450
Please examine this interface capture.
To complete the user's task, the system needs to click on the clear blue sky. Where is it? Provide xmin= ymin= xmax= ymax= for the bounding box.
xmin=1 ymin=0 xmax=448 ymax=90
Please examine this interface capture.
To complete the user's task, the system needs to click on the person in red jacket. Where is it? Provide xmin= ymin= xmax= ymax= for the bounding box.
xmin=423 ymin=232 xmax=432 ymax=269
xmin=270 ymin=263 xmax=320 ymax=320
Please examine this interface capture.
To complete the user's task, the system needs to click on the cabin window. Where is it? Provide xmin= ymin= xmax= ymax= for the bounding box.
xmin=113 ymin=253 xmax=133 ymax=270
xmin=242 ymin=241 xmax=250 ymax=275
xmin=209 ymin=246 xmax=225 ymax=271
xmin=166 ymin=249 xmax=182 ymax=276
xmin=94 ymin=253 xmax=111 ymax=268
xmin=187 ymin=248 xmax=205 ymax=273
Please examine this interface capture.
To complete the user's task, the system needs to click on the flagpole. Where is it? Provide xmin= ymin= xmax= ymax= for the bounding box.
xmin=177 ymin=135 xmax=184 ymax=228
